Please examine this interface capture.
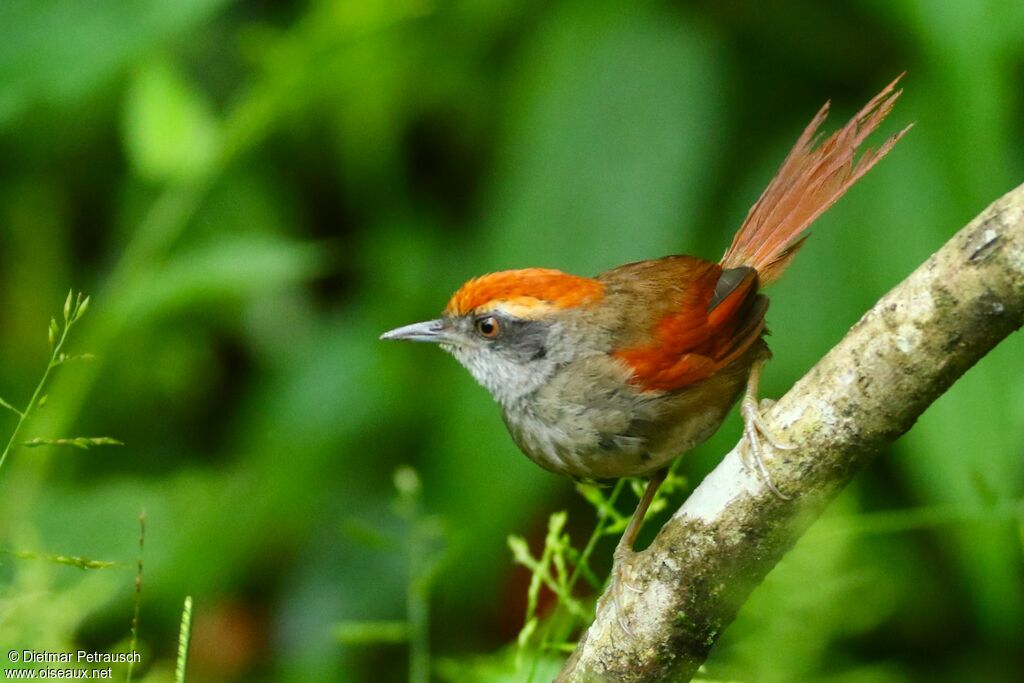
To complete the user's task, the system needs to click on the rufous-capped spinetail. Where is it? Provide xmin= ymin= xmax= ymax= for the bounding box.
xmin=382 ymin=77 xmax=909 ymax=629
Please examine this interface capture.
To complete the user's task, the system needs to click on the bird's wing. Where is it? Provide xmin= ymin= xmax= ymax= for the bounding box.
xmin=599 ymin=257 xmax=766 ymax=392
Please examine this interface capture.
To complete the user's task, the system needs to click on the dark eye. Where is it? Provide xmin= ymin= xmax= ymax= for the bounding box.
xmin=475 ymin=316 xmax=501 ymax=339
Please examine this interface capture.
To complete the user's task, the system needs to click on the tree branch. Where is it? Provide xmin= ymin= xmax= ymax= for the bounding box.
xmin=558 ymin=183 xmax=1024 ymax=682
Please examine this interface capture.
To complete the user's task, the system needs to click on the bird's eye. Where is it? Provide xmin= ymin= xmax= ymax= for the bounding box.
xmin=475 ymin=316 xmax=501 ymax=339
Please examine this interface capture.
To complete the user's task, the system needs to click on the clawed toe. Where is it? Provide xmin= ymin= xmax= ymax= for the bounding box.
xmin=740 ymin=362 xmax=795 ymax=500
xmin=740 ymin=406 xmax=793 ymax=500
xmin=742 ymin=397 xmax=797 ymax=451
xmin=613 ymin=548 xmax=643 ymax=595
xmin=612 ymin=592 xmax=634 ymax=638
xmin=601 ymin=549 xmax=640 ymax=637
xmin=741 ymin=437 xmax=791 ymax=500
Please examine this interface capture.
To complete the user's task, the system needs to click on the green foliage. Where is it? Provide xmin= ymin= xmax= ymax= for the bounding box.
xmin=0 ymin=291 xmax=117 ymax=473
xmin=123 ymin=58 xmax=220 ymax=183
xmin=0 ymin=548 xmax=119 ymax=571
xmin=23 ymin=436 xmax=124 ymax=450
xmin=338 ymin=466 xmax=447 ymax=682
xmin=0 ymin=294 xmax=132 ymax=674
xmin=506 ymin=470 xmax=688 ymax=679
xmin=0 ymin=295 xmax=189 ymax=681
xmin=0 ymin=1 xmax=1021 ymax=681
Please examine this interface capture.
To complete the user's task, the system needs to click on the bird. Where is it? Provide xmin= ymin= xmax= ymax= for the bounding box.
xmin=381 ymin=76 xmax=908 ymax=622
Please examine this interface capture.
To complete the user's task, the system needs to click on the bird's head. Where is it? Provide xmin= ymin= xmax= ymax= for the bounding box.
xmin=380 ymin=268 xmax=605 ymax=405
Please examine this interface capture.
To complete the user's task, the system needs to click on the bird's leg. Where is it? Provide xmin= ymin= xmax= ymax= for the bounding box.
xmin=601 ymin=467 xmax=668 ymax=636
xmin=740 ymin=358 xmax=796 ymax=500
xmin=615 ymin=468 xmax=667 ymax=562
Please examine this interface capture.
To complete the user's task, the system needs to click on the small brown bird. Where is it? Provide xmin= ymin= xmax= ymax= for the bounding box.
xmin=382 ymin=78 xmax=908 ymax=602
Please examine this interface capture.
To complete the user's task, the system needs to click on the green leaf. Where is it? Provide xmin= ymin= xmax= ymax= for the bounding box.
xmin=507 ymin=535 xmax=533 ymax=566
xmin=63 ymin=289 xmax=73 ymax=322
xmin=123 ymin=58 xmax=220 ymax=182
xmin=0 ymin=547 xmax=119 ymax=570
xmin=133 ymin=235 xmax=328 ymax=317
xmin=76 ymin=295 xmax=90 ymax=320
xmin=23 ymin=436 xmax=124 ymax=450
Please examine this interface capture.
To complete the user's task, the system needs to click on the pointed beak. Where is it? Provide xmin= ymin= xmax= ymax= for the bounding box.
xmin=379 ymin=318 xmax=450 ymax=343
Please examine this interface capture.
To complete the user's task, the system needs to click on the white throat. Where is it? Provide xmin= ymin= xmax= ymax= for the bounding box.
xmin=445 ymin=345 xmax=558 ymax=407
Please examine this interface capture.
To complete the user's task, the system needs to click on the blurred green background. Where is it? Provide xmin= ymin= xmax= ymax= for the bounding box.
xmin=1 ymin=0 xmax=1022 ymax=681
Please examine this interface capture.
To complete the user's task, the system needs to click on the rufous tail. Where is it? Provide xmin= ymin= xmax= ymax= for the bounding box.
xmin=720 ymin=75 xmax=911 ymax=286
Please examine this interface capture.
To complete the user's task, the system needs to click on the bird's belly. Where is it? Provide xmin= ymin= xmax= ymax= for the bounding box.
xmin=502 ymin=403 xmax=726 ymax=480
xmin=500 ymin=354 xmax=752 ymax=480
xmin=501 ymin=402 xmax=648 ymax=480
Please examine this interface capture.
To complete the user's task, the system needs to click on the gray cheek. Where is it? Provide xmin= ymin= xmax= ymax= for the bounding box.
xmin=440 ymin=318 xmax=563 ymax=405
xmin=492 ymin=320 xmax=551 ymax=364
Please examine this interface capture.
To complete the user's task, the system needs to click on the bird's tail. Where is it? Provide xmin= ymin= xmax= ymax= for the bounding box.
xmin=720 ymin=75 xmax=911 ymax=286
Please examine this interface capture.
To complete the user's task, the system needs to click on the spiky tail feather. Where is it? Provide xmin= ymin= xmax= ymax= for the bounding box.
xmin=721 ymin=75 xmax=911 ymax=286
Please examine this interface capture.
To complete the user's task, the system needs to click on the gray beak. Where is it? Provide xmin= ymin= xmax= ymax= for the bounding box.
xmin=379 ymin=318 xmax=450 ymax=343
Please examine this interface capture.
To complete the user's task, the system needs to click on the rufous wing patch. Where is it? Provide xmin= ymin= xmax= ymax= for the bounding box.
xmin=613 ymin=265 xmax=764 ymax=392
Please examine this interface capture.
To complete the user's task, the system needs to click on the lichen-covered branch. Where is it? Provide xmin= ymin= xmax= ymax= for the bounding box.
xmin=558 ymin=183 xmax=1024 ymax=682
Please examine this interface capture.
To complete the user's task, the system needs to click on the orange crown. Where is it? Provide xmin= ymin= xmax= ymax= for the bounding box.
xmin=445 ymin=268 xmax=605 ymax=318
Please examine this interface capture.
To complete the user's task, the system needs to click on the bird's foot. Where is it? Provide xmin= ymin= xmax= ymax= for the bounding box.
xmin=597 ymin=544 xmax=643 ymax=637
xmin=596 ymin=469 xmax=666 ymax=637
xmin=740 ymin=395 xmax=796 ymax=500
